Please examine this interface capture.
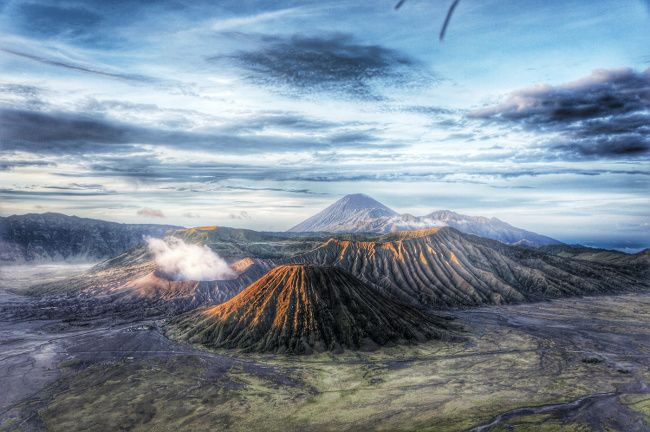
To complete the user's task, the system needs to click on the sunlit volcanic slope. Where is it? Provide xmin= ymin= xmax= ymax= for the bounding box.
xmin=28 ymin=249 xmax=275 ymax=316
xmin=291 ymin=228 xmax=649 ymax=308
xmin=172 ymin=264 xmax=457 ymax=354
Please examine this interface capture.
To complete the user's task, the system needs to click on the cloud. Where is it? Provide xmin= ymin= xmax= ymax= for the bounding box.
xmin=0 ymin=82 xmax=45 ymax=107
xmin=145 ymin=236 xmax=236 ymax=281
xmin=182 ymin=212 xmax=201 ymax=218
xmin=223 ymin=185 xmax=323 ymax=195
xmin=137 ymin=207 xmax=165 ymax=218
xmin=0 ymin=48 xmax=153 ymax=82
xmin=216 ymin=33 xmax=433 ymax=98
xmin=470 ymin=68 xmax=650 ymax=159
xmin=48 ymin=150 xmax=649 ymax=187
xmin=229 ymin=210 xmax=251 ymax=220
xmin=211 ymin=7 xmax=306 ymax=32
xmin=0 ymin=159 xmax=54 ymax=170
xmin=0 ymin=107 xmax=396 ymax=155
xmin=219 ymin=111 xmax=339 ymax=133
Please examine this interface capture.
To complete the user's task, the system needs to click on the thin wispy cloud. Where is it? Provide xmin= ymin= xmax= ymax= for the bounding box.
xmin=137 ymin=207 xmax=165 ymax=218
xmin=0 ymin=47 xmax=153 ymax=82
xmin=211 ymin=7 xmax=309 ymax=32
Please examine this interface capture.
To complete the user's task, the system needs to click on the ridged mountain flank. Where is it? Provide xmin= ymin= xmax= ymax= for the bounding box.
xmin=172 ymin=264 xmax=457 ymax=354
xmin=290 ymin=228 xmax=649 ymax=308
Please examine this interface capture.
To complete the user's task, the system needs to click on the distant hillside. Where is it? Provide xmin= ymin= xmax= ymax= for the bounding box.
xmin=171 ymin=264 xmax=458 ymax=354
xmin=291 ymin=227 xmax=648 ymax=308
xmin=539 ymin=244 xmax=650 ymax=268
xmin=0 ymin=212 xmax=181 ymax=263
xmin=288 ymin=194 xmax=561 ymax=247
xmin=169 ymin=226 xmax=325 ymax=259
xmin=20 ymin=224 xmax=648 ymax=322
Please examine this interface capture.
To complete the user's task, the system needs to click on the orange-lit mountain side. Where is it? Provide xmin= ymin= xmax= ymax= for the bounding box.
xmin=171 ymin=265 xmax=459 ymax=354
xmin=28 ymin=251 xmax=275 ymax=310
xmin=291 ymin=228 xmax=650 ymax=308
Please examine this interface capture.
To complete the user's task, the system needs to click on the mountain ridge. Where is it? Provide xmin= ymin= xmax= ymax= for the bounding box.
xmin=290 ymin=227 xmax=648 ymax=308
xmin=0 ymin=212 xmax=181 ymax=263
xmin=288 ymin=194 xmax=561 ymax=247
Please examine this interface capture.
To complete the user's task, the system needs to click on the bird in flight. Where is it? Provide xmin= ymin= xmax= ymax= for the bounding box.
xmin=394 ymin=0 xmax=461 ymax=41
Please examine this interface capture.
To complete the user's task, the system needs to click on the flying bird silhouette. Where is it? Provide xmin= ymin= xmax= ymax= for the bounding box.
xmin=395 ymin=0 xmax=461 ymax=41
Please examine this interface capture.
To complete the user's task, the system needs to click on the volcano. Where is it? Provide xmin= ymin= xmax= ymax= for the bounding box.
xmin=172 ymin=264 xmax=457 ymax=354
xmin=288 ymin=193 xmax=398 ymax=233
xmin=287 ymin=193 xmax=560 ymax=246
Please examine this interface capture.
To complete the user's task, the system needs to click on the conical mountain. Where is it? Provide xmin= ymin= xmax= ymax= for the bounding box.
xmin=172 ymin=264 xmax=456 ymax=354
xmin=288 ymin=193 xmax=398 ymax=233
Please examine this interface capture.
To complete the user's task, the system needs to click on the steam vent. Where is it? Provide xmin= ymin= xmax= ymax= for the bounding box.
xmin=172 ymin=264 xmax=457 ymax=354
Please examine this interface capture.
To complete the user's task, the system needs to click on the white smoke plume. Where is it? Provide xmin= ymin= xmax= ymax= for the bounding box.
xmin=145 ymin=236 xmax=236 ymax=281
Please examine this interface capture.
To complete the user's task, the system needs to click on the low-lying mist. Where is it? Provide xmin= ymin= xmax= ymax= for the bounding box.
xmin=145 ymin=236 xmax=236 ymax=281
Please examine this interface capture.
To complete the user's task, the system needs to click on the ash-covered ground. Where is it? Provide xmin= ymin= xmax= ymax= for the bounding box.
xmin=0 ymin=265 xmax=648 ymax=431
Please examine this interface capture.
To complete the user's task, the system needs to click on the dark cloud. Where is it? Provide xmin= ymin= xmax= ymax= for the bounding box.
xmin=79 ymin=156 xmax=293 ymax=183
xmin=54 ymin=151 xmax=650 ymax=186
xmin=137 ymin=207 xmax=165 ymax=218
xmin=0 ymin=82 xmax=45 ymax=106
xmin=0 ymin=188 xmax=114 ymax=199
xmin=470 ymin=68 xmax=650 ymax=159
xmin=0 ymin=160 xmax=54 ymax=170
xmin=0 ymin=108 xmax=139 ymax=154
xmin=223 ymin=185 xmax=323 ymax=195
xmin=218 ymin=111 xmax=340 ymax=133
xmin=215 ymin=33 xmax=433 ymax=98
xmin=43 ymin=183 xmax=107 ymax=191
xmin=549 ymin=134 xmax=649 ymax=158
xmin=0 ymin=107 xmax=398 ymax=155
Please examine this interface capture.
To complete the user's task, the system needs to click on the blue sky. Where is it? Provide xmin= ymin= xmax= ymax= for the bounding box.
xmin=0 ymin=0 xmax=649 ymax=250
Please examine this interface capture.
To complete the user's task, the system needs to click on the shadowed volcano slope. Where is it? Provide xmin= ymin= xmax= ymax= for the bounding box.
xmin=291 ymin=228 xmax=649 ymax=308
xmin=172 ymin=264 xmax=457 ymax=354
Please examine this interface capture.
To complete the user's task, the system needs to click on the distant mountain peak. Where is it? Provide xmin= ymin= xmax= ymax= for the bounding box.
xmin=334 ymin=193 xmax=396 ymax=212
xmin=288 ymin=193 xmax=397 ymax=233
xmin=288 ymin=194 xmax=561 ymax=246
